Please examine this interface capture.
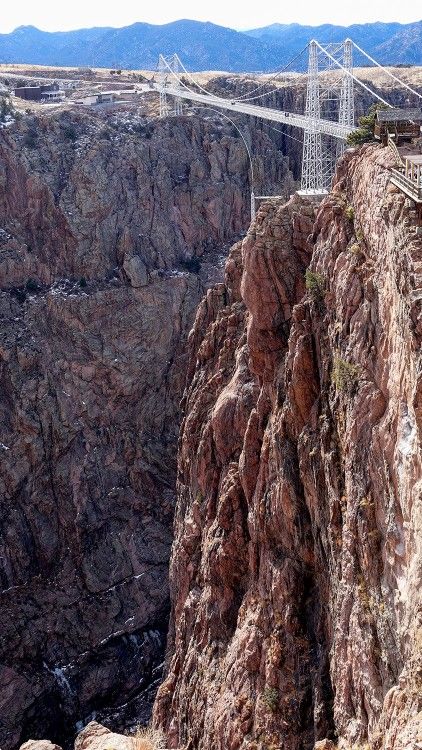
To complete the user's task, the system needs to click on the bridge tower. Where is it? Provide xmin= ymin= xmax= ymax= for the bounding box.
xmin=337 ymin=39 xmax=354 ymax=160
xmin=158 ymin=53 xmax=183 ymax=117
xmin=301 ymin=40 xmax=323 ymax=193
xmin=301 ymin=39 xmax=354 ymax=193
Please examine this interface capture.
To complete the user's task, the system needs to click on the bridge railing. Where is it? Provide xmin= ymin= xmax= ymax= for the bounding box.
xmin=387 ymin=134 xmax=404 ymax=168
xmin=390 ymin=169 xmax=422 ymax=203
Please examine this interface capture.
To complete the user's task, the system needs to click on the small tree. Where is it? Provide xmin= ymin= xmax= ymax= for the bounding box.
xmin=63 ymin=124 xmax=77 ymax=142
xmin=305 ymin=269 xmax=325 ymax=301
xmin=346 ymin=103 xmax=389 ymax=146
xmin=0 ymin=95 xmax=14 ymax=124
xmin=331 ymin=357 xmax=359 ymax=394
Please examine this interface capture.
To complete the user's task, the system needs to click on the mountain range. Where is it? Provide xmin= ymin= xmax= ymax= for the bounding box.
xmin=0 ymin=18 xmax=421 ymax=72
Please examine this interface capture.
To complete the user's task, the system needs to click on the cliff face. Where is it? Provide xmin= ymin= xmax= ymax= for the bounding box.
xmin=154 ymin=144 xmax=422 ymax=750
xmin=0 ymin=109 xmax=292 ymax=749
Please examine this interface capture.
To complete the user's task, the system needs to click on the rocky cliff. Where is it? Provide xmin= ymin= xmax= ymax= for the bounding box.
xmin=0 ymin=108 xmax=292 ymax=749
xmin=154 ymin=144 xmax=422 ymax=749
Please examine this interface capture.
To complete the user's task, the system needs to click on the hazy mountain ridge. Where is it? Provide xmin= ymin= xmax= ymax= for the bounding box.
xmin=246 ymin=19 xmax=422 ymax=66
xmin=0 ymin=18 xmax=421 ymax=71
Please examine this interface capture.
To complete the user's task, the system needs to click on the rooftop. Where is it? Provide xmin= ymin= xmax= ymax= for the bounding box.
xmin=377 ymin=108 xmax=422 ymax=123
xmin=405 ymin=154 xmax=422 ymax=165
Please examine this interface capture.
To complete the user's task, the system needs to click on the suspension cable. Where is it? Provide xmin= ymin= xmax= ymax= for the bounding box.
xmin=266 ymin=124 xmax=304 ymax=145
xmin=159 ymin=55 xmax=222 ymax=102
xmin=351 ymin=40 xmax=422 ymax=101
xmin=162 ymin=48 xmax=309 ymax=108
xmin=192 ymin=104 xmax=255 ymax=186
xmin=235 ymin=45 xmax=309 ymax=101
xmin=173 ymin=55 xmax=224 ymax=98
xmin=313 ymin=40 xmax=392 ymax=108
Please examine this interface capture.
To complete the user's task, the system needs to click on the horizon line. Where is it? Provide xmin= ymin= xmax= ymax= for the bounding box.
xmin=1 ymin=16 xmax=421 ymax=36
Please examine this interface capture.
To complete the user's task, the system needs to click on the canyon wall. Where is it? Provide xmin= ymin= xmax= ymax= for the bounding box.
xmin=154 ymin=144 xmax=422 ymax=750
xmin=0 ymin=108 xmax=293 ymax=749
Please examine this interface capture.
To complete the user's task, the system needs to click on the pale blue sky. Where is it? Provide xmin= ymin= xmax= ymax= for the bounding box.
xmin=0 ymin=0 xmax=420 ymax=33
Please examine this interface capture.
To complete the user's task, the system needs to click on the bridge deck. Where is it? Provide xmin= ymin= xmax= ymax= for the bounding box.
xmin=149 ymin=84 xmax=356 ymax=139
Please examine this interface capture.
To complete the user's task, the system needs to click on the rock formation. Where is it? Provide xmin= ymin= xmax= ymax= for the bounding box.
xmin=0 ymin=109 xmax=292 ymax=749
xmin=154 ymin=144 xmax=422 ymax=749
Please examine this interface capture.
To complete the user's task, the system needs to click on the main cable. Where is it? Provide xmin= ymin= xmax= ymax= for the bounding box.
xmin=351 ymin=40 xmax=422 ymax=101
xmin=235 ymin=45 xmax=309 ymax=101
xmin=313 ymin=40 xmax=392 ymax=108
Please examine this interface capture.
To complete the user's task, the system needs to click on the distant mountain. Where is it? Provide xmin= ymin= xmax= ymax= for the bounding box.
xmin=0 ymin=19 xmax=421 ymax=72
xmin=245 ymin=20 xmax=422 ymax=66
xmin=0 ymin=20 xmax=285 ymax=72
xmin=374 ymin=23 xmax=422 ymax=65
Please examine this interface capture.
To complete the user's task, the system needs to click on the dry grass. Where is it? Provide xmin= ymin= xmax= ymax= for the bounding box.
xmin=131 ymin=726 xmax=166 ymax=750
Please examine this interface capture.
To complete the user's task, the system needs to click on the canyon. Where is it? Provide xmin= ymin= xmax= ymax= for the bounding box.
xmin=0 ymin=106 xmax=292 ymax=749
xmin=0 ymin=75 xmax=421 ymax=750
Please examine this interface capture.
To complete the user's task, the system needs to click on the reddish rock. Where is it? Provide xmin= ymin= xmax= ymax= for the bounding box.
xmin=73 ymin=722 xmax=166 ymax=750
xmin=154 ymin=145 xmax=422 ymax=750
xmin=314 ymin=741 xmax=336 ymax=750
xmin=19 ymin=742 xmax=63 ymax=750
xmin=74 ymin=722 xmax=132 ymax=750
xmin=0 ymin=109 xmax=293 ymax=748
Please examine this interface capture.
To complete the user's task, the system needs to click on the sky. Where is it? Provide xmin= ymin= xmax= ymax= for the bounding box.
xmin=0 ymin=0 xmax=420 ymax=33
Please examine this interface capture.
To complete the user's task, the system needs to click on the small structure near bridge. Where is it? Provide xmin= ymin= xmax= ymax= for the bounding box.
xmin=74 ymin=91 xmax=118 ymax=106
xmin=375 ymin=108 xmax=422 ymax=145
xmin=14 ymin=83 xmax=64 ymax=102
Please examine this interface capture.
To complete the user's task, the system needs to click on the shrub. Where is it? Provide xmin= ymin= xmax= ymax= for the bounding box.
xmin=181 ymin=255 xmax=201 ymax=273
xmin=349 ymin=243 xmax=360 ymax=255
xmin=262 ymin=687 xmax=279 ymax=712
xmin=24 ymin=127 xmax=38 ymax=148
xmin=130 ymin=725 xmax=165 ymax=750
xmin=134 ymin=123 xmax=153 ymax=139
xmin=0 ymin=96 xmax=14 ymax=123
xmin=63 ymin=124 xmax=77 ymax=142
xmin=79 ymin=277 xmax=87 ymax=288
xmin=344 ymin=205 xmax=354 ymax=221
xmin=305 ymin=269 xmax=325 ymax=300
xmin=25 ymin=278 xmax=40 ymax=293
xmin=346 ymin=103 xmax=389 ymax=146
xmin=331 ymin=357 xmax=359 ymax=394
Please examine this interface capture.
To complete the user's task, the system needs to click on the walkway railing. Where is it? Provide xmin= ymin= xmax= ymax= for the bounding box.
xmin=390 ymin=169 xmax=422 ymax=203
xmin=387 ymin=134 xmax=404 ymax=168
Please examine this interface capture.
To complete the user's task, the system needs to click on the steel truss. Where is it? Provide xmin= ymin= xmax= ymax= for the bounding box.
xmin=301 ymin=39 xmax=354 ymax=193
xmin=158 ymin=53 xmax=183 ymax=117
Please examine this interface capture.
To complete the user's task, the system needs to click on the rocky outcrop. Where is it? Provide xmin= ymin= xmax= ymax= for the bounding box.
xmin=73 ymin=722 xmax=135 ymax=750
xmin=0 ymin=109 xmax=293 ymax=749
xmin=18 ymin=722 xmax=165 ymax=750
xmin=19 ymin=741 xmax=63 ymax=750
xmin=154 ymin=144 xmax=422 ymax=749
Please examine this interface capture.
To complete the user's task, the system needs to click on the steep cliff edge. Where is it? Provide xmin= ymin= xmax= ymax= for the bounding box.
xmin=154 ymin=144 xmax=422 ymax=750
xmin=0 ymin=109 xmax=292 ymax=749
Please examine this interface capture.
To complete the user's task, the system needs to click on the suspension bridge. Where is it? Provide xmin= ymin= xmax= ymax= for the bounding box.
xmin=146 ymin=39 xmax=422 ymax=209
